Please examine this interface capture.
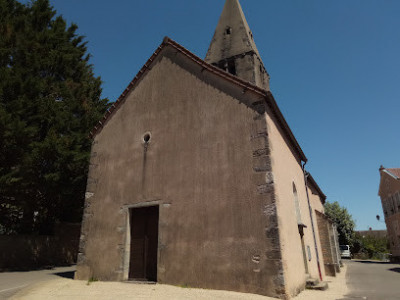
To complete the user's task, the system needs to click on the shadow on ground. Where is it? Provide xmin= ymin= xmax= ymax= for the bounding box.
xmin=353 ymin=260 xmax=391 ymax=265
xmin=53 ymin=271 xmax=75 ymax=279
xmin=388 ymin=268 xmax=400 ymax=273
xmin=0 ymin=264 xmax=76 ymax=273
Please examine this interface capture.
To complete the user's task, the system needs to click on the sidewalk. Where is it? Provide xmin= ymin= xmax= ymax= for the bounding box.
xmin=295 ymin=264 xmax=348 ymax=300
xmin=11 ymin=265 xmax=347 ymax=300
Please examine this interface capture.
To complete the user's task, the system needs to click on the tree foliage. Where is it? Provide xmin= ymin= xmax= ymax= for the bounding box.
xmin=0 ymin=0 xmax=109 ymax=234
xmin=324 ymin=201 xmax=355 ymax=246
xmin=353 ymin=233 xmax=389 ymax=259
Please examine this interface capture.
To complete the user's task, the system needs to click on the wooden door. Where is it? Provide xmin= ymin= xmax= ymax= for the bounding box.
xmin=129 ymin=206 xmax=159 ymax=281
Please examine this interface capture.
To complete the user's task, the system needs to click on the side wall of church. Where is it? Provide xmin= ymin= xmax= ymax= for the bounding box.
xmin=266 ymin=111 xmax=326 ymax=296
xmin=75 ymin=56 xmax=285 ymax=297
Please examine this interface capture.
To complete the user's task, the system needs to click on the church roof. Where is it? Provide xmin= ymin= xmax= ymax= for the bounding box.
xmin=205 ymin=0 xmax=262 ymax=64
xmin=90 ymin=37 xmax=307 ymax=163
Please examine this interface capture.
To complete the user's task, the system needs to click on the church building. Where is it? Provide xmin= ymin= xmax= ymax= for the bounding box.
xmin=75 ymin=0 xmax=339 ymax=298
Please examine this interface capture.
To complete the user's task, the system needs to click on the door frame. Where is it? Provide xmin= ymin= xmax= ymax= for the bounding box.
xmin=122 ymin=200 xmax=161 ymax=281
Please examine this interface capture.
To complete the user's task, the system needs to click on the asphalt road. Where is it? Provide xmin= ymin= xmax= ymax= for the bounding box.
xmin=343 ymin=260 xmax=400 ymax=300
xmin=0 ymin=266 xmax=76 ymax=300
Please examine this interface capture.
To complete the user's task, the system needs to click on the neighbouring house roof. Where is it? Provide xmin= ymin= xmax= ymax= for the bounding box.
xmin=306 ymin=172 xmax=326 ymax=203
xmin=380 ymin=166 xmax=400 ymax=180
xmin=356 ymin=230 xmax=387 ymax=239
xmin=386 ymin=168 xmax=400 ymax=179
xmin=90 ymin=37 xmax=307 ymax=163
xmin=378 ymin=166 xmax=400 ymax=197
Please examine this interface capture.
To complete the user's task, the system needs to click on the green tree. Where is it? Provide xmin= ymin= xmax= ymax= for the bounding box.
xmin=353 ymin=232 xmax=389 ymax=259
xmin=0 ymin=0 xmax=109 ymax=234
xmin=324 ymin=201 xmax=355 ymax=246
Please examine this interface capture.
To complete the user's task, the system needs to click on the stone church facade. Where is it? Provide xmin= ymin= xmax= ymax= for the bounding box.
xmin=76 ymin=0 xmax=339 ymax=298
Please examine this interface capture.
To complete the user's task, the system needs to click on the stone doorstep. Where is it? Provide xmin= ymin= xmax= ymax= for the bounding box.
xmin=305 ymin=277 xmax=319 ymax=287
xmin=124 ymin=280 xmax=157 ymax=285
xmin=306 ymin=280 xmax=329 ymax=291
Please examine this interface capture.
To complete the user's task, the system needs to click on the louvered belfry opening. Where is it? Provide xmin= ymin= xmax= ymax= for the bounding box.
xmin=129 ymin=206 xmax=159 ymax=281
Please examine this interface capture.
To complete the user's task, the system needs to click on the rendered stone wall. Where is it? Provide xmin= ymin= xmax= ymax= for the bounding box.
xmin=266 ymin=109 xmax=326 ymax=296
xmin=76 ymin=56 xmax=285 ymax=298
xmin=386 ymin=214 xmax=400 ymax=258
xmin=379 ymin=171 xmax=400 ymax=259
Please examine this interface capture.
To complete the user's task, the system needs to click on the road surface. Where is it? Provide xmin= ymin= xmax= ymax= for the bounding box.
xmin=0 ymin=266 xmax=75 ymax=300
xmin=2 ymin=261 xmax=399 ymax=300
xmin=344 ymin=260 xmax=400 ymax=300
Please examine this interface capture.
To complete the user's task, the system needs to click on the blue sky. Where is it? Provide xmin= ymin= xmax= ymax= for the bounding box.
xmin=40 ymin=0 xmax=399 ymax=230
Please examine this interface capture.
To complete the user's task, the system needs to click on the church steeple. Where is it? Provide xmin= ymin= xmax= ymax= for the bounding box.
xmin=205 ymin=0 xmax=270 ymax=90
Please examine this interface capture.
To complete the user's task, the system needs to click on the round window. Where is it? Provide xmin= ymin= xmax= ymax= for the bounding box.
xmin=143 ymin=132 xmax=151 ymax=143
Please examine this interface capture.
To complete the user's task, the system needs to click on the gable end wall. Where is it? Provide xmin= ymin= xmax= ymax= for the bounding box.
xmin=76 ymin=56 xmax=287 ymax=298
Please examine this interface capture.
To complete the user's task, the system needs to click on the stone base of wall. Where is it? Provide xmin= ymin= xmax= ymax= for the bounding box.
xmin=390 ymin=256 xmax=400 ymax=263
xmin=324 ymin=264 xmax=336 ymax=277
xmin=0 ymin=223 xmax=80 ymax=271
xmin=335 ymin=264 xmax=341 ymax=273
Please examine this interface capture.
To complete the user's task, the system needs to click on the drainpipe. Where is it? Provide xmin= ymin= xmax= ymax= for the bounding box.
xmin=302 ymin=161 xmax=323 ymax=282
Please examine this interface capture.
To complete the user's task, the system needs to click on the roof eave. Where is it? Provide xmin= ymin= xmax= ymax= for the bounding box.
xmin=383 ymin=169 xmax=400 ymax=180
xmin=307 ymin=172 xmax=327 ymax=202
xmin=265 ymin=92 xmax=307 ymax=163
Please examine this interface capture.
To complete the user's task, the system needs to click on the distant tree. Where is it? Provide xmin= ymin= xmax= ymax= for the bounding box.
xmin=0 ymin=0 xmax=109 ymax=234
xmin=353 ymin=232 xmax=389 ymax=259
xmin=324 ymin=201 xmax=355 ymax=246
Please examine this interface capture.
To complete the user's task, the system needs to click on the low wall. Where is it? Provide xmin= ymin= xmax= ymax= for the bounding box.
xmin=315 ymin=211 xmax=340 ymax=277
xmin=0 ymin=223 xmax=80 ymax=271
xmin=390 ymin=255 xmax=400 ymax=263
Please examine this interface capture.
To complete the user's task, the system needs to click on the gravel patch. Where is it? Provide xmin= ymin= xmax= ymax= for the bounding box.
xmin=11 ymin=265 xmax=347 ymax=300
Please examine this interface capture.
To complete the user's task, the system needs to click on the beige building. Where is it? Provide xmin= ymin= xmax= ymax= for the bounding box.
xmin=76 ymin=0 xmax=339 ymax=298
xmin=378 ymin=167 xmax=400 ymax=262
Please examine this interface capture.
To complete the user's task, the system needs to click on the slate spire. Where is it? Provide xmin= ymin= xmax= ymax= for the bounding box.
xmin=205 ymin=0 xmax=270 ymax=90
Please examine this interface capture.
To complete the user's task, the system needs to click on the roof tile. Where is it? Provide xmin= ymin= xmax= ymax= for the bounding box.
xmin=387 ymin=168 xmax=400 ymax=178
